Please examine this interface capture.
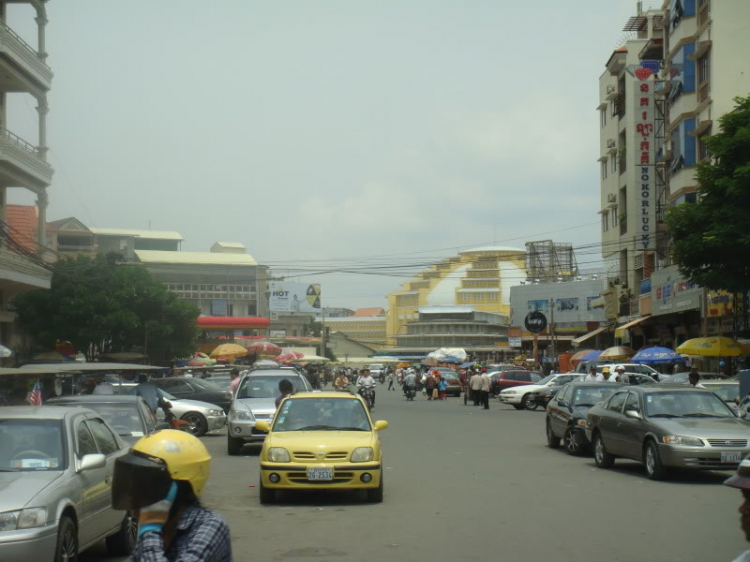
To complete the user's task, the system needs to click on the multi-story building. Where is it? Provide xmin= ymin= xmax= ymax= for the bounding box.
xmin=0 ymin=2 xmax=53 ymax=351
xmin=324 ymin=310 xmax=388 ymax=350
xmin=599 ymin=0 xmax=750 ymax=352
xmin=385 ymin=245 xmax=526 ymax=348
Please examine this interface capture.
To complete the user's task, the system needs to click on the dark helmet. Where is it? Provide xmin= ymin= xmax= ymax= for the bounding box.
xmin=725 ymin=457 xmax=750 ymax=490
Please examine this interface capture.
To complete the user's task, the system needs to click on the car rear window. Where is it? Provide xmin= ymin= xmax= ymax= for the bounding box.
xmin=238 ymin=375 xmax=308 ymax=399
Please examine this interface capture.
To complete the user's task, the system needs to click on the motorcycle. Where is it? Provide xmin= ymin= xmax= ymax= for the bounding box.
xmin=404 ymin=386 xmax=416 ymax=401
xmin=359 ymin=386 xmax=376 ymax=410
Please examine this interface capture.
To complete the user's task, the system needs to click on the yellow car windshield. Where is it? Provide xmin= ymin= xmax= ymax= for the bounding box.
xmin=274 ymin=398 xmax=371 ymax=432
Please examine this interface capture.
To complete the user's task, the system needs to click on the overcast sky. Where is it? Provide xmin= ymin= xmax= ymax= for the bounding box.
xmin=7 ymin=1 xmax=639 ymax=310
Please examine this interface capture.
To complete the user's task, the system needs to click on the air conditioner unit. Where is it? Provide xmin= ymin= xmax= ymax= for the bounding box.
xmin=607 ymin=194 xmax=617 ymax=203
xmin=606 ymin=85 xmax=616 ymax=94
xmin=606 ymin=139 xmax=616 ymax=148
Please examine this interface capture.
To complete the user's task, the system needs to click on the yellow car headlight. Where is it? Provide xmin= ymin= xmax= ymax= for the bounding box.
xmin=351 ymin=447 xmax=374 ymax=463
xmin=268 ymin=448 xmax=291 ymax=462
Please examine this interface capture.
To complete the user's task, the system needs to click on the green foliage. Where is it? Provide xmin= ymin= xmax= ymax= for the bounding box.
xmin=666 ymin=95 xmax=750 ymax=294
xmin=303 ymin=319 xmax=323 ymax=337
xmin=13 ymin=255 xmax=199 ymax=363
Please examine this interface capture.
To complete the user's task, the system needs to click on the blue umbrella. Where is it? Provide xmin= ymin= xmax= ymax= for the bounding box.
xmin=630 ymin=346 xmax=682 ymax=365
xmin=582 ymin=350 xmax=602 ymax=361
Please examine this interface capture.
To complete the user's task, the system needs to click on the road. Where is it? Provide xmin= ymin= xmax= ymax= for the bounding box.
xmin=85 ymin=386 xmax=748 ymax=562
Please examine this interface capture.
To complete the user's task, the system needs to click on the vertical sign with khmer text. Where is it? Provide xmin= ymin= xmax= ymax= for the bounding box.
xmin=634 ymin=67 xmax=655 ymax=250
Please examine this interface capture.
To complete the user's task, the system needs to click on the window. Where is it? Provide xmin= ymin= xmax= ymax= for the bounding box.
xmin=698 ymin=51 xmax=710 ymax=85
xmin=611 ymin=155 xmax=617 ymax=173
xmin=602 ymin=212 xmax=609 ymax=232
xmin=600 ymin=108 xmax=607 ymax=128
xmin=227 ymin=304 xmax=234 ymax=317
xmin=601 ymin=160 xmax=608 ymax=179
xmin=87 ymin=419 xmax=120 ymax=456
xmin=511 ymin=372 xmax=530 ymax=383
xmin=612 ymin=205 xmax=618 ymax=226
xmin=698 ymin=128 xmax=712 ymax=161
xmin=624 ymin=392 xmax=641 ymax=414
xmin=606 ymin=392 xmax=628 ymax=413
xmin=76 ymin=422 xmax=98 ymax=457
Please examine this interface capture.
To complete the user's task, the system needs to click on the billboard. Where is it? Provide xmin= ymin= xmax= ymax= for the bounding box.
xmin=269 ymin=282 xmax=321 ymax=313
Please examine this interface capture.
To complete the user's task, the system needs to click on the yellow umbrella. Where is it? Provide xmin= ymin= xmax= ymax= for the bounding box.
xmin=209 ymin=343 xmax=248 ymax=359
xmin=676 ymin=337 xmax=744 ymax=357
xmin=599 ymin=346 xmax=635 ymax=361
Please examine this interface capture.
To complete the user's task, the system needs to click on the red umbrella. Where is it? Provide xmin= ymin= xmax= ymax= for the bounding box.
xmin=277 ymin=351 xmax=304 ymax=362
xmin=247 ymin=342 xmax=282 ymax=356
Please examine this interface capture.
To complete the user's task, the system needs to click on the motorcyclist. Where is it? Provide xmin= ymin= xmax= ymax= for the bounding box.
xmin=333 ymin=371 xmax=350 ymax=390
xmin=403 ymin=370 xmax=417 ymax=399
xmin=112 ymin=430 xmax=232 ymax=561
xmin=356 ymin=368 xmax=376 ymax=407
xmin=724 ymin=457 xmax=750 ymax=561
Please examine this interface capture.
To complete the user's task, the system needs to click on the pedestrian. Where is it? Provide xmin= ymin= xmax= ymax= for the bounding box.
xmin=614 ymin=365 xmax=627 ymax=383
xmin=425 ymin=371 xmax=436 ymax=400
xmin=469 ymin=370 xmax=482 ymax=406
xmin=387 ymin=370 xmax=397 ymax=391
xmin=438 ymin=376 xmax=447 ymax=400
xmin=722 ymin=457 xmax=750 ymax=561
xmin=275 ymin=379 xmax=294 ymax=408
xmin=601 ymin=367 xmax=614 ymax=382
xmin=585 ymin=366 xmax=603 ymax=382
xmin=112 ymin=430 xmax=232 ymax=562
xmin=689 ymin=368 xmax=705 ymax=388
xmin=229 ymin=368 xmax=240 ymax=395
xmin=480 ymin=368 xmax=491 ymax=410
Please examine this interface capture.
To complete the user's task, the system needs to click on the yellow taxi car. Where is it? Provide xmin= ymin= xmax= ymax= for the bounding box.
xmin=255 ymin=391 xmax=388 ymax=503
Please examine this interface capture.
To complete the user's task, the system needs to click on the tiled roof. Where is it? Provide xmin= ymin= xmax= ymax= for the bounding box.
xmin=353 ymin=307 xmax=385 ymax=317
xmin=6 ymin=205 xmax=37 ymax=251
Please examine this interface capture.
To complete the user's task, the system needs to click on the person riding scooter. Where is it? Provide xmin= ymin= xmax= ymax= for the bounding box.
xmin=403 ymin=370 xmax=417 ymax=401
xmin=356 ymin=368 xmax=376 ymax=408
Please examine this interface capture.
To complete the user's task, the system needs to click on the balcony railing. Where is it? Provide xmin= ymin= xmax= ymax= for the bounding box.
xmin=0 ymin=20 xmax=52 ymax=87
xmin=0 ymin=128 xmax=40 ymax=156
xmin=57 ymin=244 xmax=97 ymax=253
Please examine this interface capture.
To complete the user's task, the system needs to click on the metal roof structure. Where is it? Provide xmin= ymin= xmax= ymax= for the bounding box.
xmin=135 ymin=250 xmax=257 ymax=266
xmin=90 ymin=227 xmax=184 ymax=241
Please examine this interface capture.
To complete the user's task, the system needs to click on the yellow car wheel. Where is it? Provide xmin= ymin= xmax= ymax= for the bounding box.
xmin=259 ymin=478 xmax=275 ymax=504
xmin=366 ymin=472 xmax=383 ymax=503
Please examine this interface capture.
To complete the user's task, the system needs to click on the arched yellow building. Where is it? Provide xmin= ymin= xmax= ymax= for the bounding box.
xmin=385 ymin=246 xmax=526 ymax=348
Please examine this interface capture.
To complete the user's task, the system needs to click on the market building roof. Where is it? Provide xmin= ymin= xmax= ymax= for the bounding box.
xmin=135 ymin=250 xmax=257 ymax=266
xmin=90 ymin=227 xmax=184 ymax=241
xmin=353 ymin=307 xmax=385 ymax=317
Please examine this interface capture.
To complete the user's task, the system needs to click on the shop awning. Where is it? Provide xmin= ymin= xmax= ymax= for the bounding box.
xmin=615 ymin=316 xmax=650 ymax=338
xmin=571 ymin=325 xmax=610 ymax=346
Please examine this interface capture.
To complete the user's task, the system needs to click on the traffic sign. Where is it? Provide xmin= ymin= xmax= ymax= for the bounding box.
xmin=524 ymin=311 xmax=548 ymax=334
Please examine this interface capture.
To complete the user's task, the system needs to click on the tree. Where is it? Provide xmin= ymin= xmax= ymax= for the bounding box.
xmin=666 ymin=95 xmax=750 ymax=294
xmin=14 ymin=255 xmax=199 ymax=363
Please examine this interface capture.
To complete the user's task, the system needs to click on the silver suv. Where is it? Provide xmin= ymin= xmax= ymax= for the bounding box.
xmin=0 ymin=406 xmax=135 ymax=562
xmin=227 ymin=370 xmax=312 ymax=455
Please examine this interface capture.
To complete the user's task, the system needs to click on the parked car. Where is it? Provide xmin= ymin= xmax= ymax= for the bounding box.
xmin=615 ymin=373 xmax=658 ymax=385
xmin=585 ymin=385 xmax=750 ymax=480
xmin=0 ymin=406 xmax=135 ymax=562
xmin=489 ymin=370 xmax=542 ymax=396
xmin=530 ymin=384 xmax=564 ymax=409
xmin=151 ymin=376 xmax=232 ymax=412
xmin=597 ymin=363 xmax=661 ymax=378
xmin=119 ymin=386 xmax=227 ymax=437
xmin=368 ymin=364 xmax=386 ymax=379
xmin=256 ymin=391 xmax=388 ymax=504
xmin=227 ymin=370 xmax=313 ymax=455
xmin=439 ymin=371 xmax=462 ymax=396
xmin=545 ymin=382 xmax=624 ymax=455
xmin=202 ymin=373 xmax=232 ymax=391
xmin=702 ymin=381 xmax=741 ymax=411
xmin=45 ymin=395 xmax=166 ymax=444
xmin=659 ymin=372 xmax=727 ymax=384
xmin=499 ymin=373 xmax=584 ymax=410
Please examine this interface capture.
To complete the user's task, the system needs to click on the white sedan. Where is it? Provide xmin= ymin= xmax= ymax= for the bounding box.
xmin=499 ymin=373 xmax=584 ymax=410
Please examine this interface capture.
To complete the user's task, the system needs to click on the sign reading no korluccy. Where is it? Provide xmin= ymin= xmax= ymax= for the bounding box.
xmin=633 ymin=65 xmax=656 ymax=251
xmin=268 ymin=282 xmax=321 ymax=313
xmin=524 ymin=311 xmax=547 ymax=334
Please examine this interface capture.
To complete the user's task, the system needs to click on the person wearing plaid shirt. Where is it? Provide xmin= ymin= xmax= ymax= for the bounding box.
xmin=112 ymin=430 xmax=232 ymax=562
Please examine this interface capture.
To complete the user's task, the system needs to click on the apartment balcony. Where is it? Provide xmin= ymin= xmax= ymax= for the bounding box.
xmin=57 ymin=244 xmax=98 ymax=256
xmin=0 ymin=245 xmax=51 ymax=292
xmin=0 ymin=128 xmax=53 ymax=190
xmin=0 ymin=20 xmax=52 ymax=93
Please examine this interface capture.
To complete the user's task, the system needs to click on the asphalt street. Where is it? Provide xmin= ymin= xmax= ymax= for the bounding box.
xmin=86 ymin=385 xmax=749 ymax=562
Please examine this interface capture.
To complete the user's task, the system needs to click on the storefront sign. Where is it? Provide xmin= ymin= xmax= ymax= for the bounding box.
xmin=525 ymin=311 xmax=548 ymax=334
xmin=650 ymin=266 xmax=702 ymax=316
xmin=508 ymin=327 xmax=522 ymax=348
xmin=633 ymin=67 xmax=656 ymax=250
xmin=707 ymin=291 xmax=733 ymax=317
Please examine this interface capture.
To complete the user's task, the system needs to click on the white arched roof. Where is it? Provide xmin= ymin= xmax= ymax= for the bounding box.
xmin=460 ymin=245 xmax=525 ymax=255
xmin=426 ymin=263 xmax=470 ymax=306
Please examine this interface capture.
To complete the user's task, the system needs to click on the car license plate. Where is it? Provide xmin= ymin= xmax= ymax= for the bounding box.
xmin=721 ymin=452 xmax=743 ymax=463
xmin=307 ymin=467 xmax=333 ymax=481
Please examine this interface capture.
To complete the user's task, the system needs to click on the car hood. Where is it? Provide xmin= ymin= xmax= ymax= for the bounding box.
xmin=170 ymin=398 xmax=224 ymax=414
xmin=0 ymin=471 xmax=63 ymax=512
xmin=267 ymin=430 xmax=375 ymax=450
xmin=234 ymin=397 xmax=277 ymax=413
xmin=649 ymin=417 xmax=750 ymax=437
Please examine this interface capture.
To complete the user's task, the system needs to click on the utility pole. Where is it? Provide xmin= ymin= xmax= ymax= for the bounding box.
xmin=549 ymin=298 xmax=556 ymax=363
xmin=320 ymin=307 xmax=327 ymax=359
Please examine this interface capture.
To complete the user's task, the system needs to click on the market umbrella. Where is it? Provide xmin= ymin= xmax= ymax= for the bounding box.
xmin=570 ymin=349 xmax=597 ymax=364
xmin=246 ymin=342 xmax=282 ymax=356
xmin=186 ymin=357 xmax=210 ymax=367
xmin=209 ymin=343 xmax=248 ymax=359
xmin=277 ymin=351 xmax=304 ymax=362
xmin=581 ymin=350 xmax=603 ymax=361
xmin=676 ymin=337 xmax=745 ymax=357
xmin=292 ymin=355 xmax=330 ymax=363
xmin=29 ymin=351 xmax=75 ymax=364
xmin=599 ymin=346 xmax=635 ymax=361
xmin=630 ymin=346 xmax=682 ymax=364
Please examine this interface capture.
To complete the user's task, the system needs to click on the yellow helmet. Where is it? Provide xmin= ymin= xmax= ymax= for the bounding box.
xmin=112 ymin=430 xmax=211 ymax=510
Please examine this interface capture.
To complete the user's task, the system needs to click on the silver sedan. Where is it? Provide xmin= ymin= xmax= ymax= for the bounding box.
xmin=0 ymin=406 xmax=135 ymax=562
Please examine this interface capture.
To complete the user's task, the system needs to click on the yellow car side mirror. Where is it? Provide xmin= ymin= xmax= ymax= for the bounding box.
xmin=373 ymin=420 xmax=389 ymax=431
xmin=255 ymin=420 xmax=270 ymax=433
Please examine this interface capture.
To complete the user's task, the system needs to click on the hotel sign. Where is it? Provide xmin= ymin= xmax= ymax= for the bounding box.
xmin=633 ymin=67 xmax=656 ymax=250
